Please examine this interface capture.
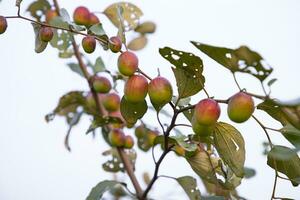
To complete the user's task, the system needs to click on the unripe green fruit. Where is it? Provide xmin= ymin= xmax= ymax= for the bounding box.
xmin=124 ymin=75 xmax=148 ymax=102
xmin=82 ymin=36 xmax=96 ymax=53
xmin=148 ymin=76 xmax=173 ymax=107
xmin=148 ymin=130 xmax=159 ymax=146
xmin=135 ymin=125 xmax=147 ymax=138
xmin=109 ymin=36 xmax=122 ymax=53
xmin=124 ymin=135 xmax=134 ymax=149
xmin=193 ymin=98 xmax=221 ymax=126
xmin=227 ymin=92 xmax=254 ymax=123
xmin=89 ymin=13 xmax=99 ymax=26
xmin=73 ymin=6 xmax=90 ymax=26
xmin=108 ymin=129 xmax=125 ymax=147
xmin=92 ymin=76 xmax=111 ymax=93
xmin=39 ymin=27 xmax=53 ymax=42
xmin=45 ymin=10 xmax=58 ymax=23
xmin=0 ymin=16 xmax=8 ymax=34
xmin=192 ymin=117 xmax=214 ymax=137
xmin=118 ymin=51 xmax=138 ymax=76
xmin=102 ymin=93 xmax=120 ymax=112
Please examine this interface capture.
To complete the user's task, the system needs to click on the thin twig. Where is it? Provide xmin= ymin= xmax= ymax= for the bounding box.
xmin=232 ymin=73 xmax=242 ymax=91
xmin=252 ymin=115 xmax=273 ymax=147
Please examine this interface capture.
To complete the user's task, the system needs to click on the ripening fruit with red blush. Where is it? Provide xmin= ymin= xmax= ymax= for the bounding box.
xmin=92 ymin=76 xmax=111 ymax=93
xmin=108 ymin=129 xmax=125 ymax=147
xmin=124 ymin=135 xmax=134 ymax=149
xmin=0 ymin=16 xmax=7 ymax=34
xmin=89 ymin=13 xmax=100 ymax=26
xmin=102 ymin=93 xmax=120 ymax=112
xmin=118 ymin=51 xmax=138 ymax=76
xmin=39 ymin=27 xmax=53 ymax=42
xmin=191 ymin=117 xmax=214 ymax=137
xmin=124 ymin=75 xmax=148 ymax=102
xmin=148 ymin=130 xmax=159 ymax=146
xmin=73 ymin=6 xmax=90 ymax=26
xmin=82 ymin=36 xmax=96 ymax=53
xmin=227 ymin=92 xmax=255 ymax=123
xmin=45 ymin=10 xmax=58 ymax=23
xmin=193 ymin=99 xmax=221 ymax=126
xmin=109 ymin=36 xmax=122 ymax=53
xmin=148 ymin=76 xmax=173 ymax=107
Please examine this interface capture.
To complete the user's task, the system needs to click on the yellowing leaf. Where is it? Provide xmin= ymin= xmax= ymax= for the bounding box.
xmin=128 ymin=36 xmax=147 ymax=51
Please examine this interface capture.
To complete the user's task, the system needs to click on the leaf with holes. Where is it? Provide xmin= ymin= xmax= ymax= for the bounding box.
xmin=120 ymin=96 xmax=147 ymax=124
xmin=104 ymin=2 xmax=143 ymax=31
xmin=31 ymin=23 xmax=48 ymax=53
xmin=159 ymin=47 xmax=205 ymax=99
xmin=258 ymin=99 xmax=300 ymax=130
xmin=27 ymin=0 xmax=50 ymax=22
xmin=86 ymin=180 xmax=127 ymax=200
xmin=191 ymin=42 xmax=273 ymax=81
xmin=267 ymin=145 xmax=300 ymax=186
xmin=280 ymin=124 xmax=300 ymax=150
xmin=213 ymin=122 xmax=245 ymax=177
xmin=128 ymin=36 xmax=148 ymax=51
xmin=177 ymin=176 xmax=201 ymax=200
xmin=102 ymin=148 xmax=136 ymax=172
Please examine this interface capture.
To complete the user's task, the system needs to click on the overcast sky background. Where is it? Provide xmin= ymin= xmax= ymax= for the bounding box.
xmin=0 ymin=0 xmax=299 ymax=200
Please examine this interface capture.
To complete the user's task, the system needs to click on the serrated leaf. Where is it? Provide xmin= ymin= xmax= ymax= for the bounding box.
xmin=27 ymin=0 xmax=50 ymax=22
xmin=135 ymin=21 xmax=156 ymax=34
xmin=159 ymin=47 xmax=205 ymax=99
xmin=31 ymin=23 xmax=48 ymax=53
xmin=89 ymin=23 xmax=106 ymax=36
xmin=191 ymin=42 xmax=273 ymax=81
xmin=93 ymin=57 xmax=106 ymax=73
xmin=267 ymin=78 xmax=277 ymax=87
xmin=267 ymin=145 xmax=300 ymax=186
xmin=104 ymin=2 xmax=143 ymax=31
xmin=86 ymin=180 xmax=126 ymax=200
xmin=280 ymin=124 xmax=300 ymax=150
xmin=120 ymin=96 xmax=147 ymax=124
xmin=67 ymin=63 xmax=84 ymax=77
xmin=213 ymin=122 xmax=245 ymax=177
xmin=176 ymin=176 xmax=201 ymax=200
xmin=128 ymin=36 xmax=148 ymax=51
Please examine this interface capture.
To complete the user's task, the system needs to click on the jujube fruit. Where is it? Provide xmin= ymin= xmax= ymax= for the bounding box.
xmin=227 ymin=92 xmax=254 ymax=123
xmin=118 ymin=51 xmax=138 ymax=76
xmin=193 ymin=98 xmax=220 ymax=126
xmin=124 ymin=75 xmax=148 ymax=102
xmin=92 ymin=76 xmax=111 ymax=93
xmin=45 ymin=10 xmax=58 ymax=23
xmin=102 ymin=93 xmax=120 ymax=112
xmin=109 ymin=36 xmax=122 ymax=53
xmin=0 ymin=16 xmax=8 ymax=34
xmin=124 ymin=135 xmax=134 ymax=149
xmin=191 ymin=117 xmax=214 ymax=137
xmin=148 ymin=130 xmax=159 ymax=146
xmin=135 ymin=125 xmax=147 ymax=138
xmin=108 ymin=129 xmax=125 ymax=147
xmin=39 ymin=27 xmax=53 ymax=42
xmin=148 ymin=76 xmax=173 ymax=107
xmin=73 ymin=6 xmax=90 ymax=26
xmin=89 ymin=13 xmax=99 ymax=26
xmin=82 ymin=36 xmax=96 ymax=53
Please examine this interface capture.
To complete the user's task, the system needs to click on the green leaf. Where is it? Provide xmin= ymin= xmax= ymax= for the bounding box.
xmin=58 ymin=49 xmax=74 ymax=58
xmin=213 ymin=122 xmax=245 ymax=177
xmin=267 ymin=145 xmax=300 ymax=186
xmin=267 ymin=78 xmax=278 ymax=87
xmin=120 ymin=96 xmax=147 ymax=124
xmin=104 ymin=2 xmax=143 ymax=31
xmin=127 ymin=36 xmax=148 ymax=51
xmin=243 ymin=167 xmax=256 ymax=179
xmin=31 ymin=23 xmax=48 ymax=53
xmin=102 ymin=148 xmax=136 ymax=172
xmin=191 ymin=42 xmax=273 ymax=81
xmin=202 ymin=196 xmax=225 ymax=200
xmin=86 ymin=180 xmax=126 ymax=200
xmin=27 ymin=0 xmax=50 ymax=22
xmin=135 ymin=21 xmax=156 ymax=34
xmin=89 ymin=23 xmax=106 ymax=36
xmin=176 ymin=176 xmax=201 ymax=200
xmin=280 ymin=124 xmax=300 ymax=150
xmin=67 ymin=63 xmax=84 ymax=77
xmin=159 ymin=47 xmax=205 ymax=99
xmin=170 ymin=134 xmax=197 ymax=152
xmin=93 ymin=57 xmax=106 ymax=74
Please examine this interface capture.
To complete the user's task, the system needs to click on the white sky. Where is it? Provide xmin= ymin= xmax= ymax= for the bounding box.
xmin=0 ymin=0 xmax=300 ymax=199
